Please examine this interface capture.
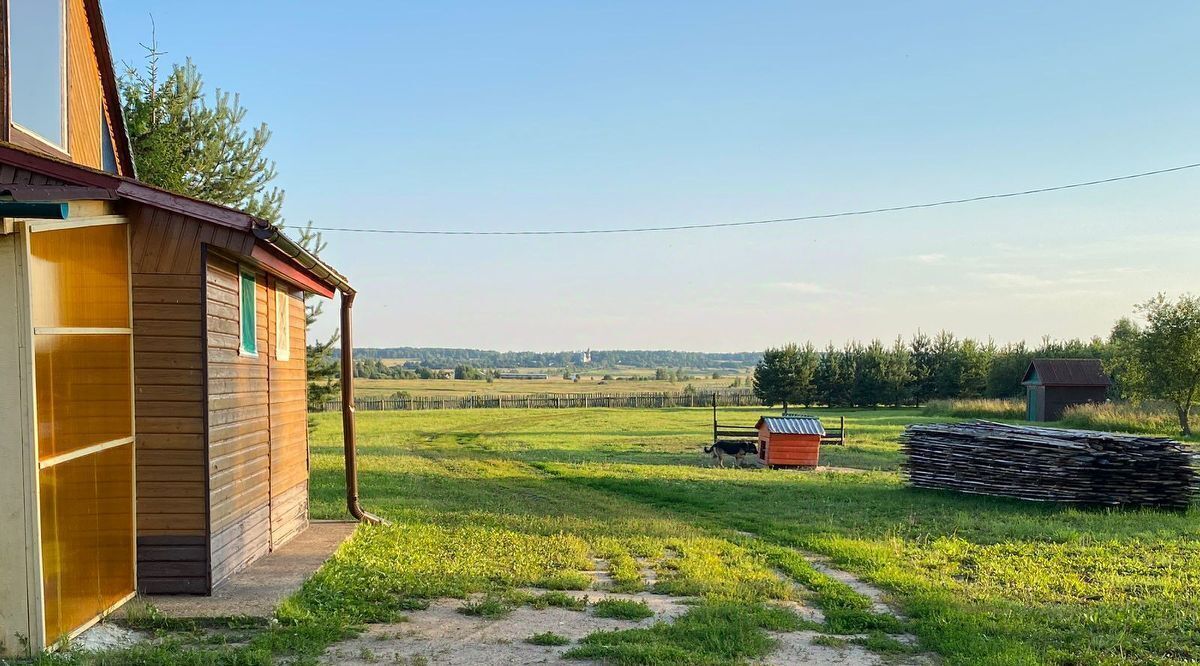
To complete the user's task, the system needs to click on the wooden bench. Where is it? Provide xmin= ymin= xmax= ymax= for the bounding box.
xmin=819 ymin=416 xmax=846 ymax=446
xmin=710 ymin=401 xmax=846 ymax=446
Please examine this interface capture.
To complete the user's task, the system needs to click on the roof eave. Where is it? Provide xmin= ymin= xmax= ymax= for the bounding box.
xmin=0 ymin=143 xmax=350 ymax=296
xmin=251 ymin=222 xmax=353 ymax=295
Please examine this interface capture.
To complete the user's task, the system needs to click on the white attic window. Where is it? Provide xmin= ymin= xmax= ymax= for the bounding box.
xmin=9 ymin=0 xmax=68 ymax=150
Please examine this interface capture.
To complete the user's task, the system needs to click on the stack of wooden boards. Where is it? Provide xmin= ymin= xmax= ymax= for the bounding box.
xmin=901 ymin=421 xmax=1197 ymax=509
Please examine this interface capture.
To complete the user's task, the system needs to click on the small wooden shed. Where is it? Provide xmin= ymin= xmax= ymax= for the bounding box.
xmin=1021 ymin=359 xmax=1111 ymax=422
xmin=755 ymin=416 xmax=825 ymax=468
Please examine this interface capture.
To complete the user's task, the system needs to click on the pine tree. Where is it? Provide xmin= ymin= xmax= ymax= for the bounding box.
xmin=880 ymin=336 xmax=914 ymax=407
xmin=794 ymin=343 xmax=820 ymax=407
xmin=908 ymin=331 xmax=936 ymax=405
xmin=295 ymin=223 xmax=341 ymax=410
xmin=120 ymin=37 xmax=282 ymax=220
xmin=753 ymin=344 xmax=804 ymax=411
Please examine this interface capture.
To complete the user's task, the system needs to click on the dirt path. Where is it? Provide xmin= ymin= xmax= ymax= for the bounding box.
xmin=321 ymin=589 xmax=899 ymax=666
xmin=319 ymin=551 xmax=931 ymax=666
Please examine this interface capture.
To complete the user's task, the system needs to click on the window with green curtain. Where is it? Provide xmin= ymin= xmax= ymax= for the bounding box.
xmin=239 ymin=269 xmax=258 ymax=355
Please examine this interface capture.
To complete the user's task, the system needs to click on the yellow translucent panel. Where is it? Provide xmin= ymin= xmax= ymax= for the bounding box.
xmin=94 ymin=444 xmax=135 ymax=618
xmin=35 ymin=334 xmax=132 ymax=460
xmin=39 ymin=443 xmax=134 ymax=643
xmin=28 ymin=223 xmax=130 ymax=328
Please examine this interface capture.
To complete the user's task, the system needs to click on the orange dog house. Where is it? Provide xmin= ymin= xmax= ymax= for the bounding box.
xmin=756 ymin=416 xmax=825 ymax=468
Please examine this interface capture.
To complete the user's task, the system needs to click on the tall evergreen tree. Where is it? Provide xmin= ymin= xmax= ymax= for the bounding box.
xmin=880 ymin=336 xmax=914 ymax=406
xmin=851 ymin=341 xmax=885 ymax=407
xmin=120 ymin=41 xmax=282 ymax=220
xmin=931 ymin=331 xmax=963 ymax=399
xmin=753 ymin=344 xmax=803 ymax=411
xmin=908 ymin=331 xmax=936 ymax=405
xmin=793 ymin=343 xmax=820 ymax=407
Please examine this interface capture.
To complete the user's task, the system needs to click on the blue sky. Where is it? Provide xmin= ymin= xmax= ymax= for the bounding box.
xmin=102 ymin=1 xmax=1200 ymax=351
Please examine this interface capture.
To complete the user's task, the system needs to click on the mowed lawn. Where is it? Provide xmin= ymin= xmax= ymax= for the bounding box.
xmin=299 ymin=407 xmax=1200 ymax=665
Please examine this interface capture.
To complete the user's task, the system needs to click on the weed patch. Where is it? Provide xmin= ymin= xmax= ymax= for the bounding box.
xmin=526 ymin=631 xmax=572 ymax=646
xmin=530 ymin=591 xmax=588 ymax=611
xmin=568 ymin=602 xmax=805 ymax=664
xmin=457 ymin=594 xmax=517 ymax=619
xmin=591 ymin=599 xmax=654 ymax=620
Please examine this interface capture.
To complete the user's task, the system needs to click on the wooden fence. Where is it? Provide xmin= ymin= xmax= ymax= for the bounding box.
xmin=312 ymin=389 xmax=759 ymax=412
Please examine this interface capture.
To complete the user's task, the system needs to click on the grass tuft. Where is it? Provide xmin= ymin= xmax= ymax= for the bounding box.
xmin=537 ymin=571 xmax=594 ymax=590
xmin=458 ymin=594 xmax=517 ymax=619
xmin=568 ymin=601 xmax=804 ymax=664
xmin=811 ymin=634 xmax=849 ymax=648
xmin=526 ymin=631 xmax=572 ymax=646
xmin=531 ymin=591 xmax=588 ymax=611
xmin=592 ymin=599 xmax=655 ymax=620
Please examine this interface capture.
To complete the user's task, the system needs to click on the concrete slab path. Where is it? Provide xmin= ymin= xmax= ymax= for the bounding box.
xmin=137 ymin=520 xmax=357 ymax=618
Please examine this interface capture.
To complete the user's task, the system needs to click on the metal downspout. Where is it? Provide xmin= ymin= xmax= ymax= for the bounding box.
xmin=250 ymin=221 xmax=382 ymax=525
xmin=341 ymin=290 xmax=384 ymax=525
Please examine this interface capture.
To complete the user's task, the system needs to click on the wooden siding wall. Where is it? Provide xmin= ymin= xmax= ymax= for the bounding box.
xmin=205 ymin=255 xmax=273 ymax=587
xmin=65 ymin=0 xmax=119 ymax=172
xmin=1043 ymin=386 xmax=1109 ymax=422
xmin=123 ymin=203 xmax=316 ymax=593
xmin=268 ymin=280 xmax=309 ymax=548
xmin=129 ymin=204 xmax=257 ymax=594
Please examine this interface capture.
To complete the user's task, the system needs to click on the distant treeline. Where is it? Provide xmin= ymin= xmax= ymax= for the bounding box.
xmin=752 ymin=329 xmax=1134 ymax=409
xmin=344 ymin=347 xmax=761 ymax=371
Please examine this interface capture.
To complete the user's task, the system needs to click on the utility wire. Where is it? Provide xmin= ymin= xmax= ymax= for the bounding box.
xmin=308 ymin=161 xmax=1200 ymax=236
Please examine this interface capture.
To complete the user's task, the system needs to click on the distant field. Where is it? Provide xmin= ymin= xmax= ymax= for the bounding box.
xmin=354 ymin=373 xmax=750 ymax=398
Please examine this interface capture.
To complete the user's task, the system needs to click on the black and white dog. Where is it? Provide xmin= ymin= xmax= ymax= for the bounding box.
xmin=704 ymin=440 xmax=759 ymax=468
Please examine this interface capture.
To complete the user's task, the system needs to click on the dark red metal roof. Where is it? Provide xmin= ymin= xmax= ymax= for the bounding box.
xmin=0 ymin=142 xmax=350 ymax=295
xmin=1021 ymin=359 xmax=1111 ymax=387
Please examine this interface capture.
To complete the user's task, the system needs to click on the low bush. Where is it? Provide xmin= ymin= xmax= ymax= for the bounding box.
xmin=922 ymin=398 xmax=1024 ymax=420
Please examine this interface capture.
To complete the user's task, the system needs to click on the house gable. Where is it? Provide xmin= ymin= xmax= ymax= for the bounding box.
xmin=2 ymin=0 xmax=135 ymax=176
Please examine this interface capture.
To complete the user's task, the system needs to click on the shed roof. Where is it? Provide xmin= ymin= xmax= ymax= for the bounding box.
xmin=1021 ymin=359 xmax=1111 ymax=387
xmin=755 ymin=416 xmax=826 ymax=436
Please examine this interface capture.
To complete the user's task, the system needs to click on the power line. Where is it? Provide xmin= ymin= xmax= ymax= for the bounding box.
xmin=308 ymin=161 xmax=1200 ymax=236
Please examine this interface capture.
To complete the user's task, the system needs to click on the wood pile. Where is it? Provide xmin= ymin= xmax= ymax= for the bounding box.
xmin=901 ymin=421 xmax=1197 ymax=509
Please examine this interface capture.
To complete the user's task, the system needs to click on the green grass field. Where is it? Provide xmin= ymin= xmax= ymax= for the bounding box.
xmin=299 ymin=407 xmax=1200 ymax=665
xmin=51 ymin=407 xmax=1200 ymax=665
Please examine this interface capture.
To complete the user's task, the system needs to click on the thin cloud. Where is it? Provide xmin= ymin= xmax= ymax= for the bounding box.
xmin=767 ymin=281 xmax=830 ymax=294
xmin=912 ymin=253 xmax=946 ymax=264
xmin=975 ymin=272 xmax=1055 ymax=289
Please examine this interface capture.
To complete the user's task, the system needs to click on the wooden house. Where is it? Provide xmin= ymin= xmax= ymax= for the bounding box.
xmin=755 ymin=416 xmax=824 ymax=468
xmin=0 ymin=0 xmax=376 ymax=655
xmin=1021 ymin=359 xmax=1111 ymax=422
